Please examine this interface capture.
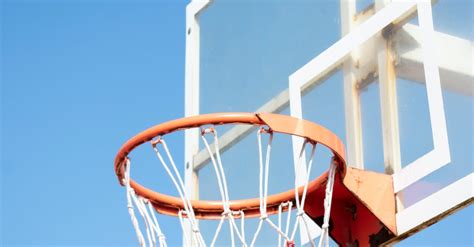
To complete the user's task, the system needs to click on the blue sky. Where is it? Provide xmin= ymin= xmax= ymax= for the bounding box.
xmin=1 ymin=0 xmax=473 ymax=246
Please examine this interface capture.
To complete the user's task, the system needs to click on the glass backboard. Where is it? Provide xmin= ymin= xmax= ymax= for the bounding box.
xmin=190 ymin=0 xmax=473 ymax=245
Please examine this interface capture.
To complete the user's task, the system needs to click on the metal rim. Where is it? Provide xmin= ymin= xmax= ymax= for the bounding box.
xmin=114 ymin=112 xmax=346 ymax=219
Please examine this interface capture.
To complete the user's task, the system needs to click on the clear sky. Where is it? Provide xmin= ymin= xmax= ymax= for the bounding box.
xmin=1 ymin=0 xmax=473 ymax=246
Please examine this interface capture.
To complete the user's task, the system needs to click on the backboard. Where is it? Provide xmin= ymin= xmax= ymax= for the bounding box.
xmin=187 ymin=0 xmax=473 ymax=245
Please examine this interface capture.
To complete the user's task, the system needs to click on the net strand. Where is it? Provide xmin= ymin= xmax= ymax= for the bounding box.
xmin=152 ymin=139 xmax=205 ymax=246
xmin=285 ymin=201 xmax=293 ymax=245
xmin=290 ymin=139 xmax=316 ymax=247
xmin=124 ymin=159 xmax=146 ymax=247
xmin=251 ymin=129 xmax=292 ymax=246
xmin=131 ymin=195 xmax=154 ymax=246
xmin=138 ymin=197 xmax=168 ymax=247
xmin=277 ymin=201 xmax=293 ymax=247
xmin=178 ymin=210 xmax=190 ymax=245
xmin=250 ymin=129 xmax=274 ymax=245
xmin=124 ymin=159 xmax=167 ymax=247
xmin=211 ymin=215 xmax=226 ymax=246
xmin=249 ymin=219 xmax=264 ymax=247
xmin=146 ymin=200 xmax=167 ymax=247
xmin=239 ymin=210 xmax=246 ymax=244
xmin=201 ymin=128 xmax=247 ymax=247
xmin=318 ymin=159 xmax=337 ymax=247
xmin=201 ymin=131 xmax=228 ymax=210
xmin=140 ymin=199 xmax=157 ymax=245
xmin=278 ymin=204 xmax=283 ymax=247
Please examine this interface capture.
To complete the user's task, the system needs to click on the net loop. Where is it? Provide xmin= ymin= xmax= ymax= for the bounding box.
xmin=278 ymin=201 xmax=293 ymax=247
xmin=201 ymin=127 xmax=248 ymax=247
xmin=289 ymin=139 xmax=317 ymax=247
xmin=251 ymin=128 xmax=289 ymax=247
xmin=152 ymin=138 xmax=205 ymax=246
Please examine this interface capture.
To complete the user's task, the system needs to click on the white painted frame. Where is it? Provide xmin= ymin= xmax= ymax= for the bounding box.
xmin=289 ymin=0 xmax=454 ymax=236
xmin=395 ymin=173 xmax=474 ymax=236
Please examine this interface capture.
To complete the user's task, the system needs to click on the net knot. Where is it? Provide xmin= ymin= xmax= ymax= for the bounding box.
xmin=285 ymin=240 xmax=296 ymax=247
xmin=192 ymin=227 xmax=200 ymax=233
xmin=221 ymin=210 xmax=232 ymax=216
xmin=201 ymin=127 xmax=216 ymax=135
xmin=258 ymin=127 xmax=272 ymax=134
xmin=259 ymin=213 xmax=268 ymax=220
xmin=150 ymin=137 xmax=163 ymax=148
xmin=297 ymin=210 xmax=305 ymax=217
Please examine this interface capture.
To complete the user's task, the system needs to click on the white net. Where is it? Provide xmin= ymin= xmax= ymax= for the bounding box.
xmin=123 ymin=127 xmax=337 ymax=247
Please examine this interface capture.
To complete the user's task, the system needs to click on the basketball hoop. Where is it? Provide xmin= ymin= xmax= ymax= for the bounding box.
xmin=114 ymin=113 xmax=397 ymax=246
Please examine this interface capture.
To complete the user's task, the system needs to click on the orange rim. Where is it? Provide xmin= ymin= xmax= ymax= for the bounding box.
xmin=114 ymin=112 xmax=346 ymax=219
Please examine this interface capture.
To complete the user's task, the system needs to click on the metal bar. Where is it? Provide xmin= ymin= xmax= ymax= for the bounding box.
xmin=341 ymin=0 xmax=365 ymax=169
xmin=376 ymin=0 xmax=404 ymax=213
xmin=184 ymin=1 xmax=212 ymax=245
xmin=375 ymin=0 xmax=402 ymax=176
xmin=395 ymin=23 xmax=474 ymax=96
